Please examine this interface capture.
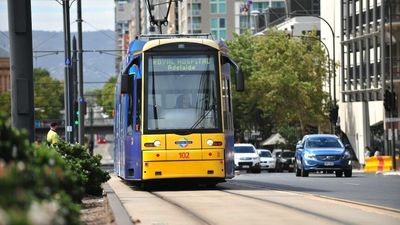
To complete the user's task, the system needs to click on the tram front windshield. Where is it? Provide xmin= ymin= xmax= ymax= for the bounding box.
xmin=145 ymin=53 xmax=221 ymax=134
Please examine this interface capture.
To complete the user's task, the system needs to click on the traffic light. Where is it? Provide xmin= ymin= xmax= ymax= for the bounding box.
xmin=394 ymin=92 xmax=398 ymax=117
xmin=74 ymin=110 xmax=79 ymax=125
xmin=73 ymin=101 xmax=79 ymax=125
xmin=384 ymin=89 xmax=394 ymax=112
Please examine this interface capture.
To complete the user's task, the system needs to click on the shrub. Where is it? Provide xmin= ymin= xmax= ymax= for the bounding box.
xmin=0 ymin=114 xmax=81 ymax=225
xmin=53 ymin=142 xmax=110 ymax=196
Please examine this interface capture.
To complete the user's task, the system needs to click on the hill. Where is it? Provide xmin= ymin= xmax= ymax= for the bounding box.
xmin=0 ymin=30 xmax=116 ymax=90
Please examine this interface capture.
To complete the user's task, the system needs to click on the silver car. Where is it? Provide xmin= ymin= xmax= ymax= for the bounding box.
xmin=256 ymin=149 xmax=276 ymax=171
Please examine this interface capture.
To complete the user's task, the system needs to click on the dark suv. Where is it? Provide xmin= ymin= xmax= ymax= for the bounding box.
xmin=275 ymin=151 xmax=295 ymax=172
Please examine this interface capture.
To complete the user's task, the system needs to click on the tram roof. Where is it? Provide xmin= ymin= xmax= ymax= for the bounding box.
xmin=142 ymin=38 xmax=219 ymax=51
xmin=127 ymin=34 xmax=220 ymax=55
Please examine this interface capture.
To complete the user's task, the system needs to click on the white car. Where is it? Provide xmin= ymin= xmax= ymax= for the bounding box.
xmin=256 ymin=149 xmax=276 ymax=171
xmin=234 ymin=143 xmax=261 ymax=173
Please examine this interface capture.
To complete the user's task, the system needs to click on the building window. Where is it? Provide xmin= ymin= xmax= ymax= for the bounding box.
xmin=210 ymin=0 xmax=226 ymax=14
xmin=253 ymin=2 xmax=269 ymax=12
xmin=211 ymin=17 xmax=226 ymax=40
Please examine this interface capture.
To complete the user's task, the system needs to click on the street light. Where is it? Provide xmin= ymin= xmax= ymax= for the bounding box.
xmin=387 ymin=0 xmax=396 ymax=171
xmin=262 ymin=11 xmax=338 ymax=128
xmin=255 ymin=30 xmax=334 ymax=132
xmin=288 ymin=13 xmax=338 ymax=132
xmin=293 ymin=34 xmax=334 ymax=133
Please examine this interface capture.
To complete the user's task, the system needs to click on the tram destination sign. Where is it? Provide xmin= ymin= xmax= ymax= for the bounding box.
xmin=150 ymin=56 xmax=215 ymax=72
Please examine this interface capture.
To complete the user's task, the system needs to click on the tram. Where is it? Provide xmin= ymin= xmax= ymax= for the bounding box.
xmin=114 ymin=34 xmax=244 ymax=185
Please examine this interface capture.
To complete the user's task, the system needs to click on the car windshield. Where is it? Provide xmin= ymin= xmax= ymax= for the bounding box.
xmin=281 ymin=151 xmax=295 ymax=157
xmin=259 ymin=151 xmax=272 ymax=157
xmin=306 ymin=137 xmax=343 ymax=148
xmin=234 ymin=146 xmax=255 ymax=153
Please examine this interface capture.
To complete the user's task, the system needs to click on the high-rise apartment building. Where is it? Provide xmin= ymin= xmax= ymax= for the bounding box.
xmin=115 ymin=0 xmax=133 ymax=72
xmin=178 ymin=0 xmax=235 ymax=40
xmin=234 ymin=0 xmax=286 ymax=34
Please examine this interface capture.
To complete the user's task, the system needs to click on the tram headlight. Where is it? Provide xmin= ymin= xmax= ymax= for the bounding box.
xmin=206 ymin=139 xmax=223 ymax=146
xmin=154 ymin=140 xmax=161 ymax=147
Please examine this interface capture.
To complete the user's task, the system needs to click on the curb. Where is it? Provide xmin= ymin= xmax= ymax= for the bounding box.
xmin=375 ymin=171 xmax=400 ymax=176
xmin=103 ymin=183 xmax=135 ymax=225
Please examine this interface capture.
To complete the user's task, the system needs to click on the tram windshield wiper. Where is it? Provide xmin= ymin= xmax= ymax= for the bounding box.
xmin=189 ymin=105 xmax=214 ymax=131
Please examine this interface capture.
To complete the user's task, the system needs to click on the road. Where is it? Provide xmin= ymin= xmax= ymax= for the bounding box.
xmin=107 ymin=170 xmax=400 ymax=225
xmin=228 ymin=170 xmax=400 ymax=210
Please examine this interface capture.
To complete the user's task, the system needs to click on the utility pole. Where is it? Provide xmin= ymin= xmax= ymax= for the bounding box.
xmin=388 ymin=0 xmax=396 ymax=171
xmin=62 ymin=0 xmax=73 ymax=143
xmin=72 ymin=36 xmax=78 ymax=142
xmin=89 ymin=107 xmax=94 ymax=155
xmin=77 ymin=0 xmax=85 ymax=144
xmin=7 ymin=0 xmax=35 ymax=142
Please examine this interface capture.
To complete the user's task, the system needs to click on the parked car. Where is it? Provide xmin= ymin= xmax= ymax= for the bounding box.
xmin=295 ymin=134 xmax=352 ymax=177
xmin=234 ymin=143 xmax=261 ymax=173
xmin=275 ymin=150 xmax=295 ymax=172
xmin=256 ymin=149 xmax=275 ymax=171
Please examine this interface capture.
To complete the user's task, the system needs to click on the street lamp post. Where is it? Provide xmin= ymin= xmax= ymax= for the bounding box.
xmin=387 ymin=0 xmax=396 ymax=171
xmin=295 ymin=35 xmax=333 ymax=132
xmin=290 ymin=13 xmax=338 ymax=132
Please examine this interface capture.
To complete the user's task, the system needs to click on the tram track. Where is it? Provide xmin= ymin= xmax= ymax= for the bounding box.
xmin=146 ymin=181 xmax=400 ymax=225
xmin=149 ymin=191 xmax=213 ymax=225
xmin=223 ymin=180 xmax=400 ymax=215
xmin=146 ymin=186 xmax=353 ymax=225
xmin=218 ymin=188 xmax=352 ymax=225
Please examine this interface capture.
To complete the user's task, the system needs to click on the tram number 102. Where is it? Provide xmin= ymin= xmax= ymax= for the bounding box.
xmin=179 ymin=152 xmax=190 ymax=159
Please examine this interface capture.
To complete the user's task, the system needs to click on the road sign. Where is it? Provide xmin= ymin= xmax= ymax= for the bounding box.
xmin=65 ymin=57 xmax=71 ymax=65
xmin=67 ymin=126 xmax=72 ymax=132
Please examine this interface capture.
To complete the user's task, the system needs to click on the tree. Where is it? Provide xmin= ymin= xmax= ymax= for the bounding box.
xmin=85 ymin=88 xmax=102 ymax=107
xmin=99 ymin=76 xmax=116 ymax=116
xmin=227 ymin=30 xmax=330 ymax=143
xmin=0 ymin=91 xmax=11 ymax=117
xmin=33 ymin=68 xmax=64 ymax=120
xmin=0 ymin=69 xmax=63 ymax=120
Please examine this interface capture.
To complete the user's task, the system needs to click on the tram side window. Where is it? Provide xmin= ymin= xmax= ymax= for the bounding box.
xmin=135 ymin=79 xmax=142 ymax=131
xmin=127 ymin=76 xmax=133 ymax=135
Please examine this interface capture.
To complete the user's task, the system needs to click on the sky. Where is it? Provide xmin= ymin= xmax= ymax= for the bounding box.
xmin=0 ymin=0 xmax=115 ymax=32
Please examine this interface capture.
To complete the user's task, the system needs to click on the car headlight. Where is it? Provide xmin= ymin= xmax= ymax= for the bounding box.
xmin=342 ymin=151 xmax=351 ymax=159
xmin=304 ymin=152 xmax=315 ymax=159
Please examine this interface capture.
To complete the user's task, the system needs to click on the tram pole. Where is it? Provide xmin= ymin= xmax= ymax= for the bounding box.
xmin=62 ymin=0 xmax=73 ymax=143
xmin=7 ymin=0 xmax=35 ymax=142
xmin=77 ymin=0 xmax=85 ymax=144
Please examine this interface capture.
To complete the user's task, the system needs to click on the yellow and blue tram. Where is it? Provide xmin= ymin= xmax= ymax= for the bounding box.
xmin=114 ymin=34 xmax=244 ymax=185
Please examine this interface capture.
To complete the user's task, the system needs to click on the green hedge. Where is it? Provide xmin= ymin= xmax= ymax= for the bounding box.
xmin=0 ymin=114 xmax=110 ymax=225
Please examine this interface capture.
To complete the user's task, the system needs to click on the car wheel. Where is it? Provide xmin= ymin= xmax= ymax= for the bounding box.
xmin=301 ymin=161 xmax=309 ymax=177
xmin=336 ymin=171 xmax=343 ymax=177
xmin=295 ymin=161 xmax=301 ymax=177
xmin=251 ymin=165 xmax=261 ymax=173
xmin=344 ymin=169 xmax=352 ymax=177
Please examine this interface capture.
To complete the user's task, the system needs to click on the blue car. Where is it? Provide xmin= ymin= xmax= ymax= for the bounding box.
xmin=295 ymin=134 xmax=352 ymax=177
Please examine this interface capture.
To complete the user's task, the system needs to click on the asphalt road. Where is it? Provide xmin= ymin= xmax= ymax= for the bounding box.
xmin=225 ymin=170 xmax=400 ymax=210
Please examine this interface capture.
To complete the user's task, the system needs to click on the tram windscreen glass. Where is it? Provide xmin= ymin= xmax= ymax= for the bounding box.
xmin=145 ymin=54 xmax=221 ymax=133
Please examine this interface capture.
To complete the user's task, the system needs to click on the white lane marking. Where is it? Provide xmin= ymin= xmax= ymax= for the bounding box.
xmin=344 ymin=182 xmax=360 ymax=185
